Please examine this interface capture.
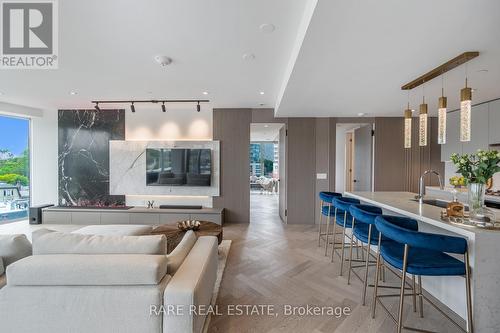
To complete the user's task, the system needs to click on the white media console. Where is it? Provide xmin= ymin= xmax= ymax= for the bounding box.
xmin=42 ymin=207 xmax=224 ymax=225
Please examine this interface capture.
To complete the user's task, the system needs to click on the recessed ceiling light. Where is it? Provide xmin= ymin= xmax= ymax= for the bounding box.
xmin=242 ymin=53 xmax=255 ymax=61
xmin=260 ymin=91 xmax=265 ymax=95
xmin=477 ymin=69 xmax=488 ymax=73
xmin=264 ymin=125 xmax=269 ymax=128
xmin=69 ymin=91 xmax=77 ymax=95
xmin=357 ymin=112 xmax=365 ymax=117
xmin=472 ymin=88 xmax=478 ymax=92
xmin=154 ymin=55 xmax=172 ymax=67
xmin=202 ymin=91 xmax=209 ymax=95
xmin=259 ymin=23 xmax=276 ymax=34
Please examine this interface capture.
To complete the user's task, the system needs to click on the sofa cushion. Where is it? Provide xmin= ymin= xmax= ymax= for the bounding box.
xmin=0 ymin=234 xmax=32 ymax=266
xmin=6 ymin=254 xmax=168 ymax=286
xmin=32 ymin=229 xmax=166 ymax=255
xmin=166 ymin=230 xmax=197 ymax=275
xmin=72 ymin=224 xmax=153 ymax=236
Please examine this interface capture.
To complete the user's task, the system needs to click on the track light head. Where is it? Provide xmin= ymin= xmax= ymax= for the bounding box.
xmin=196 ymin=101 xmax=201 ymax=112
xmin=161 ymin=102 xmax=166 ymax=112
xmin=94 ymin=102 xmax=100 ymax=111
xmin=130 ymin=102 xmax=135 ymax=113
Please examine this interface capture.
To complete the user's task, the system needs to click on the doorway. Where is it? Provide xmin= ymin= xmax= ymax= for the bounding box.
xmin=249 ymin=123 xmax=285 ymax=223
xmin=335 ymin=123 xmax=374 ymax=193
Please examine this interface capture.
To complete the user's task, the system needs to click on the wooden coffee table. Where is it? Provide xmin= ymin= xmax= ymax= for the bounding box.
xmin=151 ymin=221 xmax=223 ymax=254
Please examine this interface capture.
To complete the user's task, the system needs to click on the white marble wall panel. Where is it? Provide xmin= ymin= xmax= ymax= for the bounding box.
xmin=110 ymin=140 xmax=220 ymax=197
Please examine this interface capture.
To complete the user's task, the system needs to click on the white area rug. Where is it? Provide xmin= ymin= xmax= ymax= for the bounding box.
xmin=202 ymin=239 xmax=231 ymax=333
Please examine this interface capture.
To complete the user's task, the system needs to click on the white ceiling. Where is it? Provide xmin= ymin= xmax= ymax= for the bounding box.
xmin=276 ymin=0 xmax=500 ymax=117
xmin=0 ymin=0 xmax=309 ymax=110
xmin=1 ymin=0 xmax=499 ymax=118
xmin=250 ymin=123 xmax=284 ymax=141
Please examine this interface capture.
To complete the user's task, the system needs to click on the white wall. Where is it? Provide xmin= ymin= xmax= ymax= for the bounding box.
xmin=125 ymin=105 xmax=212 ymax=141
xmin=31 ymin=110 xmax=58 ymax=205
xmin=2 ymin=103 xmax=215 ymax=207
xmin=124 ymin=105 xmax=214 ymax=207
xmin=335 ymin=126 xmax=346 ymax=193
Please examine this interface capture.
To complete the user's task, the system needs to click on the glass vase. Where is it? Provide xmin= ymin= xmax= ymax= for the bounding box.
xmin=468 ymin=183 xmax=495 ymax=224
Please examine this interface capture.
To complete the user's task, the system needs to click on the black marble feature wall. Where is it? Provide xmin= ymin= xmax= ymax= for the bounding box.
xmin=58 ymin=109 xmax=125 ymax=206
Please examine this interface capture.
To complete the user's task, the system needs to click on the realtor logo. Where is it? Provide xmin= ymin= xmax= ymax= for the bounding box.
xmin=1 ymin=0 xmax=58 ymax=69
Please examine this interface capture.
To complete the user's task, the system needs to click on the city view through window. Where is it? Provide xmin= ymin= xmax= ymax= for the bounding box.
xmin=0 ymin=115 xmax=30 ymax=223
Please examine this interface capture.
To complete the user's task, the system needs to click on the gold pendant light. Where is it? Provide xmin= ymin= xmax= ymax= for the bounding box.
xmin=438 ymin=76 xmax=447 ymax=144
xmin=419 ymin=84 xmax=428 ymax=147
xmin=404 ymin=91 xmax=412 ymax=149
xmin=419 ymin=101 xmax=428 ymax=147
xmin=438 ymin=95 xmax=447 ymax=144
xmin=460 ymin=77 xmax=472 ymax=142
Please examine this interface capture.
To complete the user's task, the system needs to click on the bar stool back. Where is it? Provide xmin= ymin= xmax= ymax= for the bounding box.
xmin=330 ymin=197 xmax=360 ymax=275
xmin=317 ymin=192 xmax=342 ymax=247
xmin=373 ymin=215 xmax=473 ymax=333
xmin=348 ymin=204 xmax=383 ymax=305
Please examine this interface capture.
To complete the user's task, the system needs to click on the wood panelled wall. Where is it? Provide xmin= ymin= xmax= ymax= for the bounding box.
xmin=213 ymin=109 xmax=443 ymax=224
xmin=404 ymin=117 xmax=444 ymax=193
xmin=286 ymin=118 xmax=316 ymax=224
xmin=374 ymin=117 xmax=443 ymax=193
xmin=213 ymin=109 xmax=252 ymax=223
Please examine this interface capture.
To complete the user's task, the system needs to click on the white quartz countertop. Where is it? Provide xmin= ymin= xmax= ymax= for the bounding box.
xmin=344 ymin=191 xmax=500 ymax=237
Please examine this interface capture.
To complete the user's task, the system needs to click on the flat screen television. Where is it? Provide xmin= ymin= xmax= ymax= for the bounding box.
xmin=146 ymin=148 xmax=212 ymax=186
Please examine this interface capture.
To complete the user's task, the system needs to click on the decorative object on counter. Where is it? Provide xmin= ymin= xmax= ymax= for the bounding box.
xmin=146 ymin=200 xmax=155 ymax=209
xmin=177 ymin=220 xmax=201 ymax=231
xmin=440 ymin=211 xmax=500 ymax=230
xmin=446 ymin=189 xmax=465 ymax=217
xmin=451 ymin=149 xmax=500 ymax=224
xmin=449 ymin=175 xmax=465 ymax=188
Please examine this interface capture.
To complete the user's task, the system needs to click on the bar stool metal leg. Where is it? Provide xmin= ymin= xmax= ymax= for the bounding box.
xmin=371 ymin=233 xmax=382 ymax=319
xmin=465 ymin=252 xmax=474 ymax=333
xmin=347 ymin=219 xmax=356 ymax=284
xmin=330 ymin=209 xmax=338 ymax=263
xmin=361 ymin=224 xmax=372 ymax=306
xmin=324 ymin=205 xmax=332 ymax=256
xmin=339 ymin=214 xmax=350 ymax=276
xmin=397 ymin=244 xmax=409 ymax=333
xmin=418 ymin=275 xmax=424 ymax=318
xmin=317 ymin=200 xmax=323 ymax=246
xmin=412 ymin=274 xmax=417 ymax=312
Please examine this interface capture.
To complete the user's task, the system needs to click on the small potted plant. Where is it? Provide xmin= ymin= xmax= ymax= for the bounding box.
xmin=451 ymin=150 xmax=500 ymax=222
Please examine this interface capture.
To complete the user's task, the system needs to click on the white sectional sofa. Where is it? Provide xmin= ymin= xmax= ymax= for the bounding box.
xmin=0 ymin=226 xmax=218 ymax=333
xmin=0 ymin=234 xmax=32 ymax=289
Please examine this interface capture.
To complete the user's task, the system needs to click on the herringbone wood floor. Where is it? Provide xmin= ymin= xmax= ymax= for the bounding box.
xmin=208 ymin=194 xmax=464 ymax=333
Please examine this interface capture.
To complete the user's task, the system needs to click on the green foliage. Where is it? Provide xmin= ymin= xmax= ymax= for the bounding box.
xmin=0 ymin=148 xmax=29 ymax=185
xmin=450 ymin=150 xmax=500 ymax=184
xmin=0 ymin=173 xmax=28 ymax=186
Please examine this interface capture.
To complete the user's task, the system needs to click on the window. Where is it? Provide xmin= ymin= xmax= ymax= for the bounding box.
xmin=0 ymin=114 xmax=30 ymax=223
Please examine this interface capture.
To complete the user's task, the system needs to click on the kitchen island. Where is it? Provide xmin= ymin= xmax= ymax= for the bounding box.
xmin=345 ymin=191 xmax=500 ymax=333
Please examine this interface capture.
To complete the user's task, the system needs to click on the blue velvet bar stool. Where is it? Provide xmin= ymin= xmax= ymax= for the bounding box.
xmin=329 ymin=197 xmax=360 ymax=275
xmin=372 ymin=215 xmax=473 ymax=333
xmin=317 ymin=192 xmax=342 ymax=247
xmin=348 ymin=204 xmax=384 ymax=305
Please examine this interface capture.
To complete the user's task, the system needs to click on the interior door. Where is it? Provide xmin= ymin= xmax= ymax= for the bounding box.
xmin=278 ymin=126 xmax=287 ymax=223
xmin=345 ymin=132 xmax=354 ymax=192
xmin=353 ymin=125 xmax=373 ymax=191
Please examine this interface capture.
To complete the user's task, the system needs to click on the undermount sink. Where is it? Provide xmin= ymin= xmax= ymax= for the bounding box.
xmin=410 ymin=198 xmax=469 ymax=211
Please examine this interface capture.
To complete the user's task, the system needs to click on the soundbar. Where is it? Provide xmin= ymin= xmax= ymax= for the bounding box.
xmin=159 ymin=205 xmax=203 ymax=209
